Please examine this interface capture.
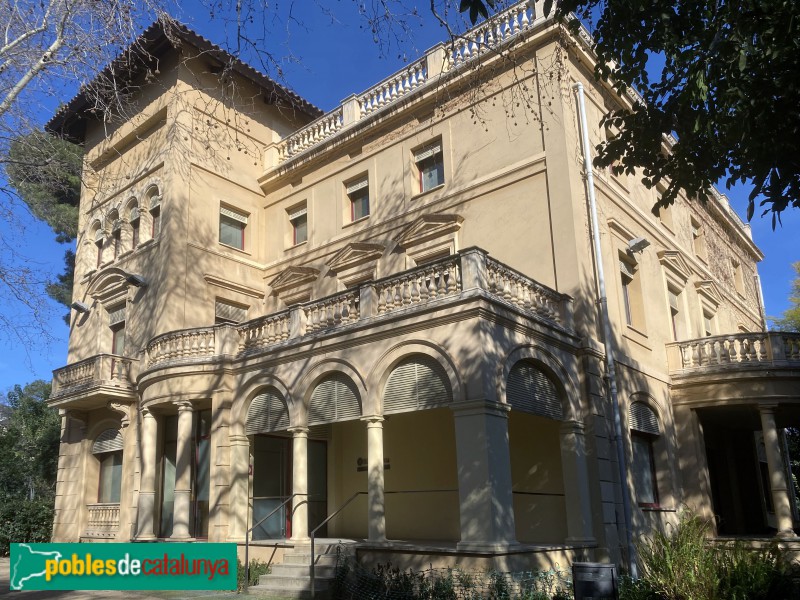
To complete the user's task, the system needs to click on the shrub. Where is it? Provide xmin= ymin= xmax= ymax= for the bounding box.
xmin=236 ymin=557 xmax=271 ymax=591
xmin=0 ymin=497 xmax=54 ymax=556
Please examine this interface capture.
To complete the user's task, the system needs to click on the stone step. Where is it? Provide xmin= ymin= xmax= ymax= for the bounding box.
xmin=283 ymin=552 xmax=338 ymax=566
xmin=246 ymin=584 xmax=332 ymax=599
xmin=270 ymin=563 xmax=336 ymax=578
xmin=256 ymin=574 xmax=333 ymax=591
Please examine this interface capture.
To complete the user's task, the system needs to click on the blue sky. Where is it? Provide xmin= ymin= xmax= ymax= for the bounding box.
xmin=1 ymin=2 xmax=797 ymax=392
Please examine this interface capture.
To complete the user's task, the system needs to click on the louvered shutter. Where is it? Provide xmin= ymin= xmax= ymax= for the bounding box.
xmin=93 ymin=429 xmax=123 ymax=454
xmin=308 ymin=374 xmax=360 ymax=425
xmin=246 ymin=391 xmax=290 ymax=435
xmin=346 ymin=179 xmax=368 ymax=194
xmin=413 ymin=142 xmax=442 ymax=162
xmin=383 ymin=356 xmax=452 ymax=414
xmin=220 ymin=206 xmax=248 ymax=224
xmin=506 ymin=362 xmax=564 ymax=420
xmin=215 ymin=300 xmax=247 ymax=324
xmin=108 ymin=306 xmax=126 ymax=326
xmin=630 ymin=402 xmax=660 ymax=435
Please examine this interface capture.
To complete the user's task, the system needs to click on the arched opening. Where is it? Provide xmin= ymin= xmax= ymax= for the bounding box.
xmin=382 ymin=355 xmax=459 ymax=541
xmin=506 ymin=360 xmax=568 ymax=543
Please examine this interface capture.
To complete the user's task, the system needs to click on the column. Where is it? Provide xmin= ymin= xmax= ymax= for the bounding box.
xmin=559 ymin=420 xmax=596 ymax=544
xmin=364 ymin=416 xmax=386 ymax=542
xmin=289 ymin=426 xmax=309 ymax=541
xmin=116 ymin=403 xmax=134 ymax=541
xmin=170 ymin=401 xmax=194 ymax=539
xmin=759 ymin=405 xmax=794 ymax=535
xmin=227 ymin=434 xmax=250 ymax=542
xmin=452 ymin=400 xmax=517 ymax=551
xmin=136 ymin=407 xmax=158 ymax=540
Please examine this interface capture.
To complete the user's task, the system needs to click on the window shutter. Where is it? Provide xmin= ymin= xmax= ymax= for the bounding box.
xmin=93 ymin=429 xmax=123 ymax=454
xmin=220 ymin=206 xmax=248 ymax=224
xmin=383 ymin=356 xmax=452 ymax=414
xmin=215 ymin=300 xmax=247 ymax=324
xmin=619 ymin=260 xmax=636 ymax=278
xmin=630 ymin=402 xmax=660 ymax=435
xmin=108 ymin=306 xmax=126 ymax=326
xmin=288 ymin=206 xmax=307 ymax=221
xmin=414 ymin=143 xmax=442 ymax=162
xmin=246 ymin=391 xmax=290 ymax=435
xmin=308 ymin=374 xmax=360 ymax=425
xmin=506 ymin=362 xmax=563 ymax=420
xmin=111 ymin=219 xmax=122 ymax=233
xmin=346 ymin=179 xmax=369 ymax=194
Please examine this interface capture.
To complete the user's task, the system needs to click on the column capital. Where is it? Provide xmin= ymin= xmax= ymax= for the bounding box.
xmin=451 ymin=399 xmax=510 ymax=418
xmin=758 ymin=403 xmax=780 ymax=414
xmin=560 ymin=419 xmax=586 ymax=435
xmin=141 ymin=406 xmax=156 ymax=419
xmin=176 ymin=401 xmax=195 ymax=412
xmin=361 ymin=414 xmax=384 ymax=425
xmin=228 ymin=433 xmax=250 ymax=445
xmin=107 ymin=401 xmax=131 ymax=429
xmin=287 ymin=426 xmax=309 ymax=436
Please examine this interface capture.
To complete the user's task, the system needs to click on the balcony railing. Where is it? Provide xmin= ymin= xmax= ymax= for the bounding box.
xmin=84 ymin=503 xmax=120 ymax=539
xmin=666 ymin=332 xmax=800 ymax=374
xmin=143 ymin=248 xmax=572 ymax=370
xmin=268 ymin=0 xmax=550 ymax=167
xmin=51 ymin=354 xmax=138 ymax=399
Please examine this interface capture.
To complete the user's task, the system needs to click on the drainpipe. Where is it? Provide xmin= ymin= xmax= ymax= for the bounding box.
xmin=573 ymin=82 xmax=638 ymax=578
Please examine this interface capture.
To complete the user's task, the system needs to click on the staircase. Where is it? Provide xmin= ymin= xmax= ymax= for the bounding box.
xmin=253 ymin=542 xmax=352 ymax=598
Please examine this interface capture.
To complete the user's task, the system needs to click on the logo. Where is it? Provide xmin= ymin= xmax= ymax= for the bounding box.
xmin=10 ymin=543 xmax=237 ymax=591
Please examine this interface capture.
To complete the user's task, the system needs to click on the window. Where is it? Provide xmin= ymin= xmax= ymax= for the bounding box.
xmin=93 ymin=429 xmax=123 ymax=504
xmin=619 ymin=256 xmax=644 ymax=330
xmin=129 ymin=204 xmax=140 ymax=250
xmin=93 ymin=224 xmax=104 ymax=268
xmin=414 ymin=141 xmax=444 ymax=193
xmin=668 ymin=287 xmax=682 ymax=341
xmin=657 ymin=202 xmax=673 ymax=231
xmin=215 ymin=299 xmax=248 ymax=325
xmin=150 ymin=199 xmax=161 ymax=239
xmin=690 ymin=217 xmax=706 ymax=260
xmin=346 ymin=179 xmax=369 ymax=222
xmin=109 ymin=305 xmax=125 ymax=355
xmin=703 ymin=311 xmax=714 ymax=337
xmin=629 ymin=401 xmax=660 ymax=508
xmin=219 ymin=206 xmax=248 ymax=250
xmin=288 ymin=205 xmax=308 ymax=245
xmin=733 ymin=260 xmax=745 ymax=296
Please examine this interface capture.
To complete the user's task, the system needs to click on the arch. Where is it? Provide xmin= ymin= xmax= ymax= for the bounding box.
xmin=308 ymin=373 xmax=361 ymax=425
xmin=246 ymin=388 xmax=290 ymax=435
xmin=366 ymin=340 xmax=463 ymax=415
xmin=90 ymin=219 xmax=104 ymax=243
xmin=106 ymin=208 xmax=120 ymax=231
xmin=232 ymin=373 xmax=294 ymax=438
xmin=142 ymin=179 xmax=162 ymax=208
xmin=383 ymin=354 xmax=453 ymax=415
xmin=86 ymin=266 xmax=134 ymax=298
xmin=506 ymin=360 xmax=564 ymax=420
xmin=628 ymin=398 xmax=661 ymax=436
xmin=499 ymin=345 xmax=580 ymax=421
xmin=92 ymin=428 xmax=123 ymax=454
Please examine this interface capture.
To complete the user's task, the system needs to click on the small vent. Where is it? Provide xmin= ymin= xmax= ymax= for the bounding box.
xmin=309 ymin=374 xmax=361 ymax=425
xmin=93 ymin=429 xmax=123 ymax=454
xmin=246 ymin=390 xmax=290 ymax=435
xmin=630 ymin=402 xmax=660 ymax=435
xmin=414 ymin=142 xmax=442 ymax=162
xmin=220 ymin=206 xmax=247 ymax=224
xmin=383 ymin=356 xmax=452 ymax=414
xmin=215 ymin=300 xmax=247 ymax=324
xmin=108 ymin=306 xmax=126 ymax=326
xmin=506 ymin=361 xmax=563 ymax=420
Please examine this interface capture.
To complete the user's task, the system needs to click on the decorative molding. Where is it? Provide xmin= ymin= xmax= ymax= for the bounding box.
xmin=326 ymin=243 xmax=384 ymax=274
xmin=658 ymin=250 xmax=692 ymax=285
xmin=107 ymin=401 xmax=131 ymax=428
xmin=395 ymin=214 xmax=463 ymax=250
xmin=204 ymin=274 xmax=264 ymax=299
xmin=695 ymin=280 xmax=723 ymax=307
xmin=268 ymin=265 xmax=320 ymax=305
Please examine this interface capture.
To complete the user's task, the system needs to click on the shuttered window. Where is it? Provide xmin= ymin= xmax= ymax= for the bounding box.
xmin=215 ymin=299 xmax=248 ymax=325
xmin=506 ymin=361 xmax=563 ymax=420
xmin=92 ymin=429 xmax=123 ymax=454
xmin=629 ymin=401 xmax=660 ymax=436
xmin=308 ymin=374 xmax=361 ymax=425
xmin=383 ymin=355 xmax=452 ymax=414
xmin=246 ymin=390 xmax=290 ymax=435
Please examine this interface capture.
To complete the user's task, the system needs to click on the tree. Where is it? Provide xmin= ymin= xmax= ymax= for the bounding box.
xmin=771 ymin=262 xmax=800 ymax=332
xmin=460 ymin=0 xmax=800 ymax=224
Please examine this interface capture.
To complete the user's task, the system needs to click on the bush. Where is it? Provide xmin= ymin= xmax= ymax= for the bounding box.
xmin=0 ymin=497 xmax=54 ymax=556
xmin=236 ymin=557 xmax=271 ymax=591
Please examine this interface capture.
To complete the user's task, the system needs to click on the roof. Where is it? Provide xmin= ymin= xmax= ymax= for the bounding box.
xmin=46 ymin=17 xmax=323 ymax=141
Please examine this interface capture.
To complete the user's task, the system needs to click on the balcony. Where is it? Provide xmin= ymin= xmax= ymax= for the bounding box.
xmin=83 ymin=503 xmax=120 ymax=540
xmin=50 ymin=354 xmax=138 ymax=409
xmin=143 ymin=248 xmax=573 ymax=372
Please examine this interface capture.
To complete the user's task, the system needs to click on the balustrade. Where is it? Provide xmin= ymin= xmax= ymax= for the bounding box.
xmin=276 ymin=107 xmax=344 ymax=162
xmin=669 ymin=332 xmax=800 ymax=373
xmin=447 ymin=2 xmax=536 ymax=68
xmin=375 ymin=257 xmax=461 ymax=315
xmin=52 ymin=355 xmax=137 ymax=398
xmin=146 ymin=327 xmax=216 ymax=368
xmin=358 ymin=58 xmax=428 ymax=118
xmin=304 ymin=292 xmax=360 ymax=334
xmin=238 ymin=312 xmax=291 ymax=352
xmin=485 ymin=257 xmax=563 ymax=324
xmin=85 ymin=503 xmax=120 ymax=538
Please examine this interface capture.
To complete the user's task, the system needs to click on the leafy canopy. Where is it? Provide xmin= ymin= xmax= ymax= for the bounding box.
xmin=461 ymin=0 xmax=800 ymax=224
xmin=771 ymin=262 xmax=800 ymax=332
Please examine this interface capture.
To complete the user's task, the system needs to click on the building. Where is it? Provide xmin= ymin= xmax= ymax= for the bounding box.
xmin=47 ymin=0 xmax=799 ymax=579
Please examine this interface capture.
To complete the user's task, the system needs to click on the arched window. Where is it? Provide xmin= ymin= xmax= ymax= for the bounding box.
xmin=383 ymin=355 xmax=452 ymax=414
xmin=629 ymin=401 xmax=660 ymax=507
xmin=126 ymin=198 xmax=140 ymax=250
xmin=246 ymin=389 xmax=290 ymax=435
xmin=506 ymin=361 xmax=563 ymax=420
xmin=308 ymin=374 xmax=360 ymax=425
xmin=91 ymin=220 xmax=104 ymax=268
xmin=108 ymin=209 xmax=121 ymax=260
xmin=145 ymin=185 xmax=162 ymax=239
xmin=93 ymin=429 xmax=123 ymax=503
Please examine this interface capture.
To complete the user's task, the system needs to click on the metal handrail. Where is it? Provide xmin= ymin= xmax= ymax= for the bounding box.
xmin=310 ymin=491 xmax=367 ymax=597
xmin=244 ymin=494 xmax=300 ymax=591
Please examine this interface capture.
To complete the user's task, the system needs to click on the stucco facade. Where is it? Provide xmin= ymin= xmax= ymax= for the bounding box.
xmin=48 ymin=0 xmax=800 ymax=577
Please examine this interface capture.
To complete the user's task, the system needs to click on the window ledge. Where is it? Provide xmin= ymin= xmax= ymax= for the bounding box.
xmin=622 ymin=325 xmax=652 ymax=351
xmin=286 ymin=240 xmax=308 ymax=251
xmin=411 ymin=183 xmax=445 ymax=200
xmin=219 ymin=242 xmax=251 ymax=256
xmin=640 ymin=505 xmax=677 ymax=513
xmin=343 ymin=215 xmax=370 ymax=229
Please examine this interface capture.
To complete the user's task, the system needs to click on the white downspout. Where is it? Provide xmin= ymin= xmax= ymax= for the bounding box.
xmin=573 ymin=82 xmax=638 ymax=577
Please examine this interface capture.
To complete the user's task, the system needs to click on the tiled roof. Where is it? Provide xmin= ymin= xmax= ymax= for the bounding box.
xmin=46 ymin=16 xmax=322 ymax=140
